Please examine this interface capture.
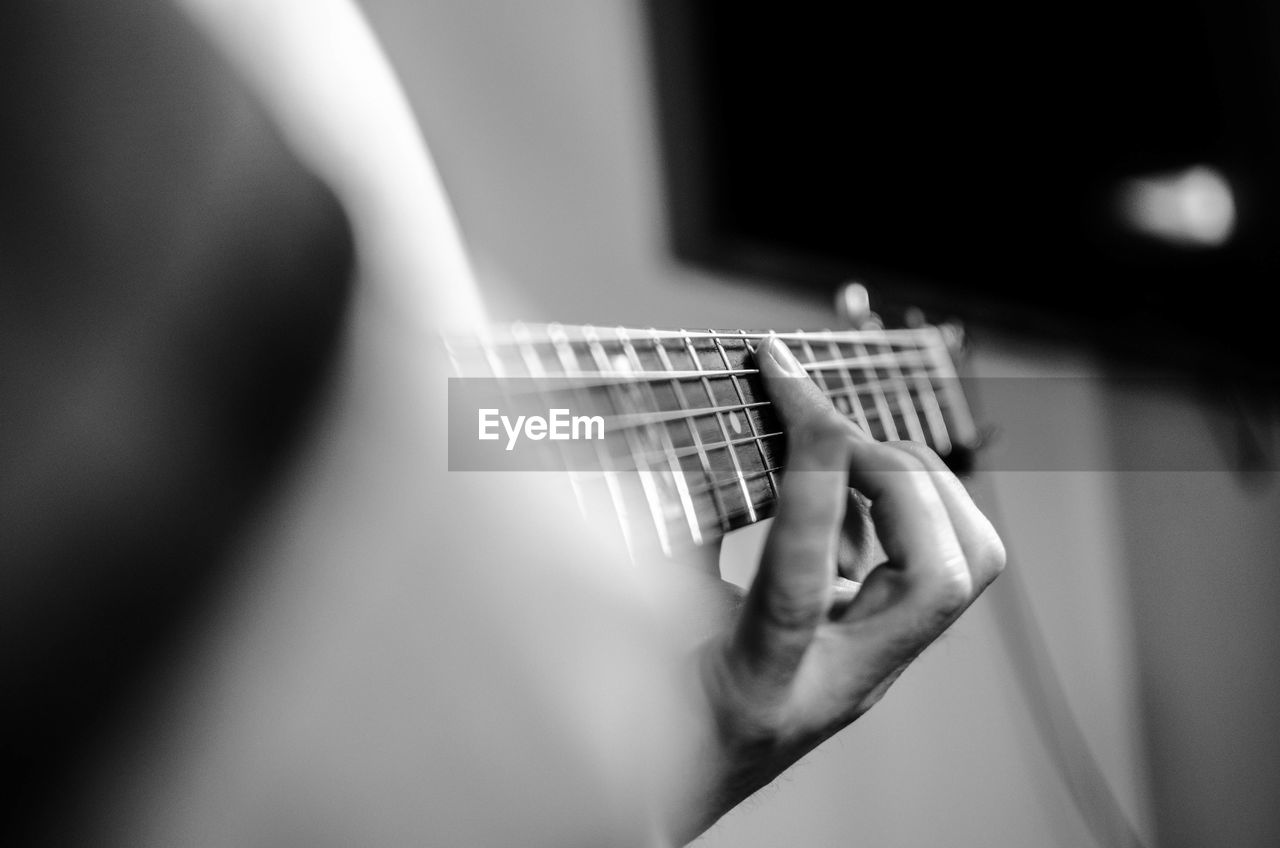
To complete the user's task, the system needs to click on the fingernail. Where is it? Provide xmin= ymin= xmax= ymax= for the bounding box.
xmin=764 ymin=335 xmax=807 ymax=377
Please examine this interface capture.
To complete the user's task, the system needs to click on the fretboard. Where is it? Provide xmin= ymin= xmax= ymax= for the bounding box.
xmin=446 ymin=324 xmax=976 ymax=556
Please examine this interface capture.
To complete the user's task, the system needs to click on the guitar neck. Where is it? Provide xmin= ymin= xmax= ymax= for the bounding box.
xmin=447 ymin=324 xmax=977 ymax=555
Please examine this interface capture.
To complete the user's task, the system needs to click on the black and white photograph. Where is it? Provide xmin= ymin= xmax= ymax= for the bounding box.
xmin=3 ymin=2 xmax=1278 ymax=846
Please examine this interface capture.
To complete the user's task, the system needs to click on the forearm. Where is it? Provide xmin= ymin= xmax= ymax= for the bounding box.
xmin=0 ymin=0 xmax=352 ymax=825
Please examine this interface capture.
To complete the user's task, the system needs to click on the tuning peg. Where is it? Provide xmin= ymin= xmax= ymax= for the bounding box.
xmin=939 ymin=320 xmax=968 ymax=358
xmin=836 ymin=280 xmax=881 ymax=329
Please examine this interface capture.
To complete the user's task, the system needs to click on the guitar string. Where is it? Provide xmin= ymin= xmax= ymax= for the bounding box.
xmin=682 ymin=330 xmax=758 ymax=525
xmin=463 ymin=375 xmax=956 ymax=461
xmin=581 ymin=324 xmax=675 ymax=556
xmin=810 ymin=332 xmax=870 ymax=431
xmin=543 ymin=323 xmax=637 ymax=556
xmin=730 ymin=329 xmax=779 ymax=501
xmin=462 ymin=349 xmax=958 ymax=450
xmin=469 ymin=365 xmax=954 ymax=398
xmin=455 ymin=323 xmax=943 ymax=354
xmin=614 ymin=325 xmax=705 ymax=546
xmin=449 ymin=349 xmax=948 ymax=383
xmin=461 ymin=325 xmax=973 ymax=549
xmin=452 ymin=348 xmax=947 ymax=379
xmin=564 ymin=460 xmax=785 ymax=501
xmin=647 ymin=330 xmax=734 ymax=534
xmin=842 ymin=333 xmax=900 ymax=440
xmin=497 ymin=377 xmax=956 ymax=428
xmin=515 ymin=387 xmax=950 ymax=522
xmin=868 ymin=334 xmax=927 ymax=442
xmin=470 ymin=326 xmax=938 ymax=343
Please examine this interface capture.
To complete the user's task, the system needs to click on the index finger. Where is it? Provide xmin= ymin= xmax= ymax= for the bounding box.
xmin=759 ymin=338 xmax=973 ymax=632
xmin=727 ymin=337 xmax=852 ymax=690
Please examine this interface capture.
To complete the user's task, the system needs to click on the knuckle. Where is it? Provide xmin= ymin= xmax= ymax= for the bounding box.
xmin=977 ymin=531 xmax=1008 ymax=579
xmin=888 ymin=440 xmax=944 ymax=469
xmin=794 ymin=414 xmax=857 ymax=454
xmin=872 ymin=443 xmax=926 ymax=474
xmin=758 ymin=585 xmax=822 ymax=634
xmin=919 ymin=558 xmax=973 ymax=619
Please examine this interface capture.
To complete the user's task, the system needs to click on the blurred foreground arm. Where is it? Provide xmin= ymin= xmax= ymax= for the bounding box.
xmin=671 ymin=337 xmax=1006 ymax=842
xmin=0 ymin=0 xmax=351 ymax=816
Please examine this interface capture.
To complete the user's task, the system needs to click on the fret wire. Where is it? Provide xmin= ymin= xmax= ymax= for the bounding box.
xmin=796 ymin=331 xmax=835 ymax=410
xmin=611 ymin=431 xmax=784 ymax=471
xmin=602 ymin=400 xmax=769 ymax=431
xmin=715 ymin=333 xmax=776 ymax=504
xmin=546 ymin=323 xmax=637 ymax=556
xmin=441 ymin=335 xmax=465 ymax=378
xmin=565 ymin=462 xmax=784 ymax=512
xmin=820 ymin=379 xmax=953 ymax=408
xmin=617 ymin=327 xmax=703 ymax=547
xmin=650 ymin=333 xmax=732 ymax=534
xmin=734 ymin=330 xmax=779 ymax=499
xmin=476 ymin=328 xmax=508 ymax=379
xmin=538 ymin=367 xmax=759 ymax=386
xmin=796 ymin=350 xmax=941 ymax=373
xmin=474 ymin=326 xmax=935 ymax=344
xmin=686 ymin=464 xmax=785 ymax=498
xmin=488 ymin=365 xmax=762 ymax=392
xmin=683 ymin=331 xmax=757 ymax=525
xmin=455 ymin=325 xmax=948 ymax=388
xmin=582 ymin=325 xmax=674 ymax=556
xmin=585 ymin=380 xmax=933 ymax=467
xmin=808 ymin=330 xmax=890 ymax=439
xmin=513 ymin=323 xmax=613 ymax=532
xmin=849 ymin=333 xmax=900 ymax=440
xmin=453 ymin=324 xmax=971 ymax=502
xmin=471 ymin=355 xmax=947 ymax=390
xmin=863 ymin=334 xmax=909 ymax=441
xmin=455 ymin=326 xmax=952 ymax=400
xmin=875 ymin=336 xmax=928 ymax=443
xmin=588 ymin=374 xmax=954 ymax=436
xmin=902 ymin=335 xmax=952 ymax=454
xmin=495 ymin=371 xmax=952 ymax=412
xmin=449 ymin=352 xmax=947 ymax=382
xmin=921 ymin=328 xmax=976 ymax=449
xmin=818 ymin=383 xmax=955 ymax=438
xmin=510 ymin=321 xmax=550 ymax=378
xmin=819 ymin=335 xmax=872 ymax=433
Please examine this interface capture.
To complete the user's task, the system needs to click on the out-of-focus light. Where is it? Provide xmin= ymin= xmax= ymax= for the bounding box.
xmin=1117 ymin=165 xmax=1236 ymax=248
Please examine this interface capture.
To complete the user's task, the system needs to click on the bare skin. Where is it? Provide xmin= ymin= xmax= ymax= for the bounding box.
xmin=673 ymin=337 xmax=1005 ymax=842
xmin=0 ymin=3 xmax=1003 ymax=844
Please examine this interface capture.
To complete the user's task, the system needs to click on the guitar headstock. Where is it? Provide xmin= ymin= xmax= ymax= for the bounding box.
xmin=833 ymin=281 xmax=977 ymax=474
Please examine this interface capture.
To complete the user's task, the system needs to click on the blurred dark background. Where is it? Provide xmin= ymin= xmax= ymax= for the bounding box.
xmin=5 ymin=2 xmax=1277 ymax=846
xmin=650 ymin=0 xmax=1280 ymax=375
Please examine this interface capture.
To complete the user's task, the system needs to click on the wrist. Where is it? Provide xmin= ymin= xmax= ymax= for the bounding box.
xmin=663 ymin=639 xmax=805 ymax=845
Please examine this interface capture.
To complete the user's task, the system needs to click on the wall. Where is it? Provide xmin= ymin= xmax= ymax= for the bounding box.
xmin=358 ymin=2 xmax=1278 ymax=845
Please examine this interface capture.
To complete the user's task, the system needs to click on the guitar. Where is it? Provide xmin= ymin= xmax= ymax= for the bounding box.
xmin=446 ymin=322 xmax=977 ymax=558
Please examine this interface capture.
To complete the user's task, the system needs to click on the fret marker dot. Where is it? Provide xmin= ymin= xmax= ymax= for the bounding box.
xmin=728 ymin=410 xmax=744 ymax=434
xmin=611 ymin=354 xmax=631 ymax=373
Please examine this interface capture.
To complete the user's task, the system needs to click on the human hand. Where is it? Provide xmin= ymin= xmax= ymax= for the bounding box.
xmin=672 ymin=336 xmax=1006 ymax=842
